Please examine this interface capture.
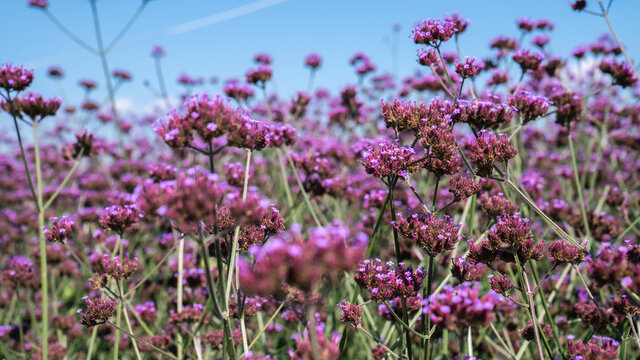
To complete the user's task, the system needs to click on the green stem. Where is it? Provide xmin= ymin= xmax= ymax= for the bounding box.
xmin=568 ymin=132 xmax=591 ymax=239
xmin=177 ymin=235 xmax=185 ymax=359
xmin=33 ymin=121 xmax=48 ymax=360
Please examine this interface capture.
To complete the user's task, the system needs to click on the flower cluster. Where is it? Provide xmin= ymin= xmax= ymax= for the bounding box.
xmin=423 ymin=283 xmax=501 ymax=331
xmin=304 ymin=53 xmax=322 ymax=69
xmin=155 ymin=167 xmax=224 ymax=234
xmin=98 ymin=204 xmax=143 ymax=235
xmin=456 ymin=99 xmax=516 ymax=129
xmin=599 ymin=58 xmax=638 ymax=88
xmin=2 ymin=255 xmax=35 ymax=288
xmin=0 ymin=63 xmax=34 ymax=91
xmin=455 ymin=57 xmax=481 ymax=78
xmin=548 ymin=238 xmax=586 ymax=264
xmin=353 ymin=259 xmax=425 ymax=301
xmin=359 ymin=140 xmax=417 ymax=180
xmin=239 ymin=225 xmax=364 ymax=296
xmin=338 ymin=300 xmax=363 ymax=327
xmin=77 ymin=297 xmax=117 ymax=327
xmin=392 ymin=212 xmax=461 ymax=255
xmin=448 ymin=176 xmax=483 ymax=201
xmin=1 ymin=91 xmax=61 ymax=121
xmin=380 ymin=99 xmax=429 ymax=132
xmin=508 ymin=91 xmax=550 ymax=124
xmin=512 ymin=49 xmax=543 ymax=72
xmin=43 ymin=216 xmax=74 ymax=243
xmin=411 ymin=19 xmax=458 ymax=47
xmin=566 ymin=335 xmax=619 ymax=360
xmin=450 ymin=257 xmax=485 ymax=283
xmin=469 ymin=130 xmax=518 ymax=176
xmin=62 ymin=130 xmax=101 ymax=160
xmin=246 ymin=65 xmax=273 ymax=85
xmin=101 ymin=253 xmax=141 ymax=280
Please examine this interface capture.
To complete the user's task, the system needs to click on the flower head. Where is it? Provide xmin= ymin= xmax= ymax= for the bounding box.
xmin=77 ymin=297 xmax=117 ymax=327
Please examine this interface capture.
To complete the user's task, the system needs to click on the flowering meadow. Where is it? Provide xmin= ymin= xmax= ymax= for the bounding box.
xmin=2 ymin=0 xmax=640 ymax=359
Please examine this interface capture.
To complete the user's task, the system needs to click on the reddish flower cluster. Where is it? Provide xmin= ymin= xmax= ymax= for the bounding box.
xmin=304 ymin=53 xmax=322 ymax=69
xmin=455 ymin=57 xmax=481 ymax=78
xmin=155 ymin=167 xmax=224 ymax=233
xmin=599 ymin=58 xmax=638 ymax=88
xmin=417 ymin=48 xmax=439 ymax=67
xmin=239 ymin=225 xmax=364 ymax=296
xmin=1 ymin=91 xmax=61 ymax=121
xmin=419 ymin=121 xmax=463 ymax=176
xmin=359 ymin=140 xmax=417 ymax=180
xmin=381 ymin=99 xmax=429 ymax=132
xmin=98 ymin=204 xmax=143 ymax=235
xmin=508 ymin=91 xmax=550 ymax=124
xmin=77 ymin=297 xmax=117 ymax=327
xmin=63 ymin=129 xmax=101 ymax=160
xmin=548 ymin=238 xmax=586 ymax=264
xmin=411 ymin=18 xmax=458 ymax=47
xmin=353 ymin=259 xmax=425 ymax=301
xmin=338 ymin=300 xmax=363 ymax=327
xmin=223 ymin=81 xmax=254 ymax=101
xmin=0 ymin=63 xmax=34 ymax=91
xmin=246 ymin=65 xmax=273 ymax=85
xmin=512 ymin=49 xmax=543 ymax=72
xmin=456 ymin=99 xmax=516 ymax=129
xmin=423 ymin=284 xmax=502 ymax=331
xmin=2 ymin=255 xmax=35 ymax=288
xmin=392 ymin=212 xmax=461 ymax=255
xmin=101 ymin=253 xmax=141 ymax=280
xmin=43 ymin=216 xmax=74 ymax=243
xmin=469 ymin=130 xmax=518 ymax=176
xmin=450 ymin=257 xmax=485 ymax=283
xmin=489 ymin=274 xmax=515 ymax=294
xmin=566 ymin=335 xmax=619 ymax=360
xmin=448 ymin=176 xmax=483 ymax=201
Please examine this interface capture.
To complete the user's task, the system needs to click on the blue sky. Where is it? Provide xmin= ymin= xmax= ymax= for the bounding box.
xmin=2 ymin=0 xmax=639 ymax=118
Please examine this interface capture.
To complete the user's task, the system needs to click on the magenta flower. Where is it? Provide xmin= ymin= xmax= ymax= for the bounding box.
xmin=98 ymin=204 xmax=143 ymax=235
xmin=43 ymin=216 xmax=75 ymax=243
xmin=0 ymin=63 xmax=34 ymax=92
xmin=77 ymin=297 xmax=117 ymax=327
xmin=423 ymin=283 xmax=503 ymax=331
xmin=353 ymin=259 xmax=425 ymax=301
xmin=454 ymin=57 xmax=481 ymax=78
xmin=392 ymin=212 xmax=461 ymax=255
xmin=411 ymin=18 xmax=458 ymax=47
xmin=304 ymin=53 xmax=322 ymax=69
xmin=566 ymin=335 xmax=619 ymax=360
xmin=359 ymin=140 xmax=417 ymax=180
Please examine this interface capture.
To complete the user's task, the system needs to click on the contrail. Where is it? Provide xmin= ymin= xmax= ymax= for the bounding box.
xmin=163 ymin=0 xmax=289 ymax=36
xmin=25 ymin=0 xmax=290 ymax=68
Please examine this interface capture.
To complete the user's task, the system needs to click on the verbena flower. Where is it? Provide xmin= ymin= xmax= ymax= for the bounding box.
xmin=77 ymin=297 xmax=117 ymax=327
xmin=411 ymin=19 xmax=458 ymax=47
xmin=423 ymin=283 xmax=502 ymax=331
xmin=354 ymin=259 xmax=425 ymax=301
xmin=469 ymin=130 xmax=518 ymax=177
xmin=359 ymin=140 xmax=417 ymax=180
xmin=43 ymin=216 xmax=74 ymax=243
xmin=392 ymin=212 xmax=461 ymax=255
xmin=566 ymin=335 xmax=619 ymax=360
xmin=0 ymin=63 xmax=33 ymax=91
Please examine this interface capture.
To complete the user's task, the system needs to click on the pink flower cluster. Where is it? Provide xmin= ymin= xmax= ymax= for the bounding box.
xmin=353 ymin=259 xmax=426 ymax=301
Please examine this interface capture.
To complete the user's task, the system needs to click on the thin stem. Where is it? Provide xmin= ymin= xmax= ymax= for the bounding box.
xmin=106 ymin=321 xmax=178 ymax=360
xmin=33 ymin=121 xmax=48 ymax=360
xmin=89 ymin=0 xmax=125 ymax=148
xmin=283 ymin=146 xmax=324 ymax=227
xmin=43 ymin=156 xmax=82 ymax=211
xmin=43 ymin=10 xmax=98 ymax=54
xmin=177 ymin=235 xmax=185 ymax=359
xmin=597 ymin=0 xmax=640 ymax=78
xmin=8 ymin=99 xmax=39 ymax=212
xmin=104 ymin=1 xmax=148 ymax=53
xmin=155 ymin=58 xmax=172 ymax=110
xmin=568 ymin=132 xmax=591 ymax=239
xmin=505 ymin=179 xmax=586 ymax=252
xmin=247 ymin=302 xmax=284 ymax=351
